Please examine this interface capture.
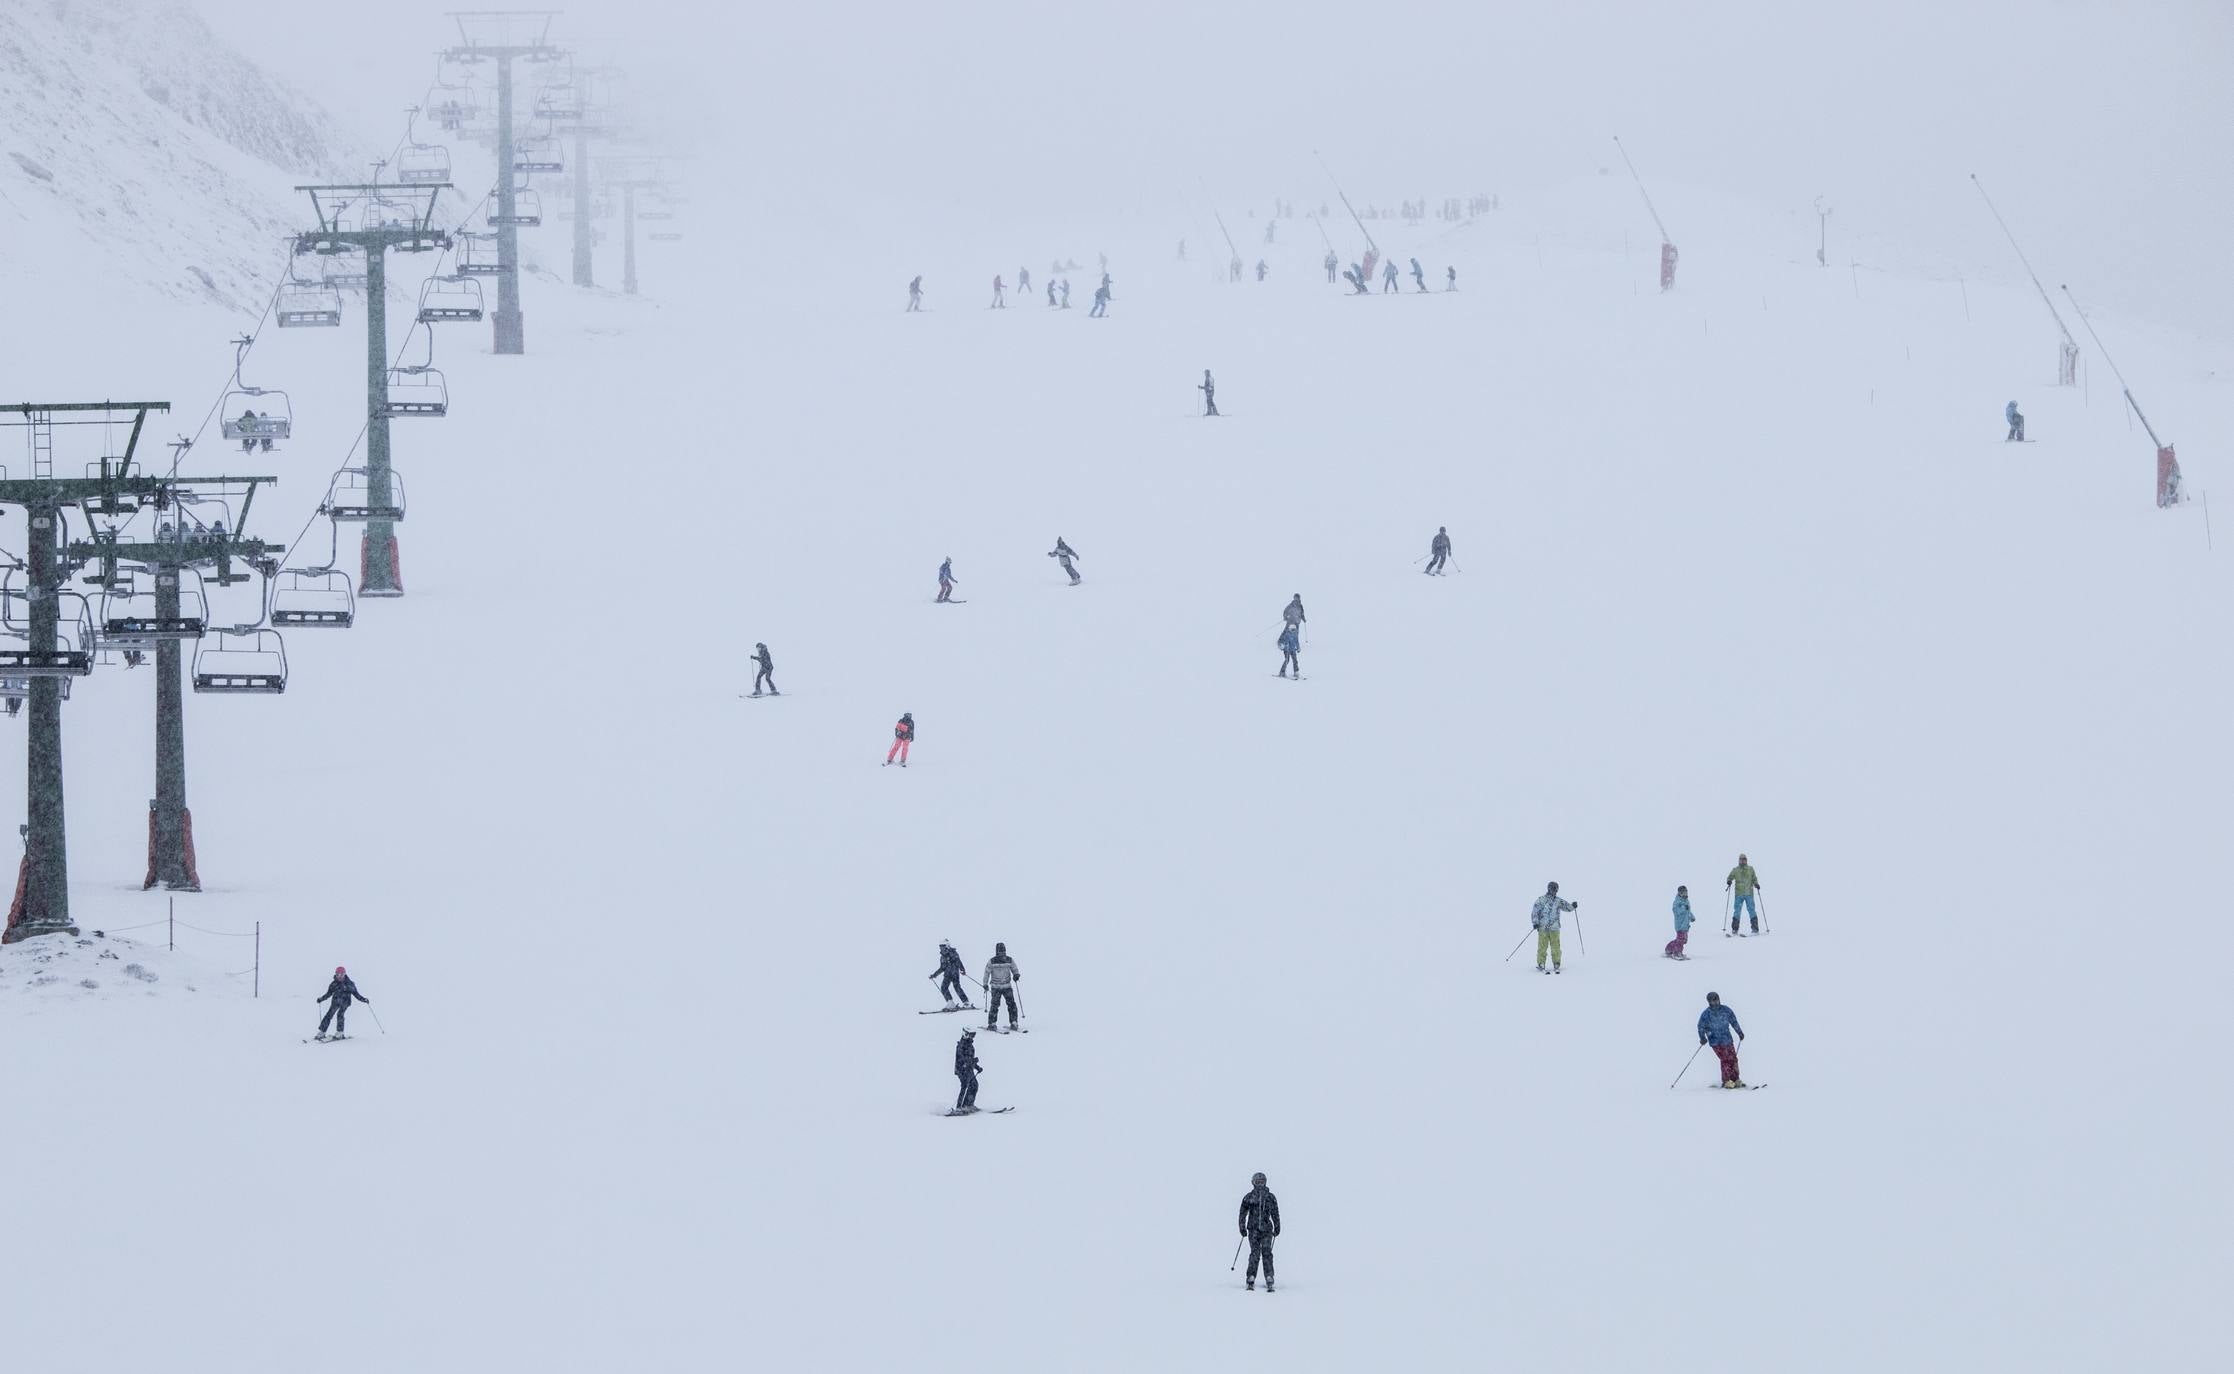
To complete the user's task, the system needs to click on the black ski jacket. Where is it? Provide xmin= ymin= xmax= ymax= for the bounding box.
xmin=316 ymin=976 xmax=369 ymax=1008
xmin=933 ymin=946 xmax=965 ymax=979
xmin=753 ymin=645 xmax=773 ymax=672
xmin=1432 ymin=532 xmax=1451 ymax=555
xmin=955 ymin=1037 xmax=980 ymax=1076
xmin=1239 ymin=1187 xmax=1281 ymax=1238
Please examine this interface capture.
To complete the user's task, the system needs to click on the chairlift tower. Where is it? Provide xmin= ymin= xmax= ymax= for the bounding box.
xmin=602 ymin=158 xmax=671 ymax=297
xmin=444 ymin=10 xmax=562 ymax=354
xmin=68 ymin=467 xmax=281 ymax=893
xmin=291 ymin=182 xmax=452 ymax=597
xmin=0 ymin=404 xmax=173 ymax=939
xmin=552 ymin=69 xmax=628 ymax=288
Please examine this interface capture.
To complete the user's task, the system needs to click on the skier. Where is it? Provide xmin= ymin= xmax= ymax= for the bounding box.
xmin=235 ymin=410 xmax=261 ymax=453
xmin=1324 ymin=250 xmax=1337 ymax=283
xmin=1238 ymin=1172 xmax=1281 ymax=1292
xmin=1445 ymin=265 xmax=1457 ymax=291
xmin=1199 ymin=369 xmax=1219 ymax=417
xmin=1089 ymin=282 xmax=1109 ymax=317
xmin=1726 ymin=854 xmax=1762 ymax=935
xmin=937 ymin=557 xmax=958 ymax=603
xmin=1665 ymin=886 xmax=1694 ymax=960
xmin=749 ymin=642 xmax=777 ymax=696
xmin=1060 ymin=279 xmax=1072 ymax=309
xmin=1178 ymin=239 xmax=1188 ymax=260
xmin=1019 ymin=266 xmax=1031 ymax=298
xmin=1049 ymin=536 xmax=1081 ymax=584
xmin=885 ymin=711 xmax=915 ymax=767
xmin=1281 ymin=594 xmax=1306 ymax=632
xmin=1424 ymin=526 xmax=1451 ymax=575
xmin=1276 ymin=623 xmax=1300 ymax=679
xmin=907 ymin=275 xmax=923 ymax=312
xmin=1381 ymin=258 xmax=1399 ymax=293
xmin=983 ymin=942 xmax=1021 ymax=1030
xmin=2005 ymin=400 xmax=2025 ymax=442
xmin=1229 ymin=255 xmax=1243 ymax=283
xmin=930 ymin=940 xmax=973 ymax=1009
xmin=953 ymin=1028 xmax=982 ymax=1112
xmin=314 ymin=965 xmax=370 ymax=1040
xmin=1697 ymin=991 xmax=1747 ymax=1088
xmin=1410 ymin=257 xmax=1426 ymax=292
xmin=1531 ymin=881 xmax=1577 ymax=974
xmin=1342 ymin=265 xmax=1367 ymax=294
xmin=1046 ymin=279 xmax=1057 ymax=307
xmin=1264 ymin=220 xmax=1276 ymax=244
xmin=991 ymin=275 xmax=1005 ymax=309
xmin=1254 ymin=259 xmax=1267 ymax=282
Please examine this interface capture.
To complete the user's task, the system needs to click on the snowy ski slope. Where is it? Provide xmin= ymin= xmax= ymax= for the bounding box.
xmin=2 ymin=41 xmax=2231 ymax=1373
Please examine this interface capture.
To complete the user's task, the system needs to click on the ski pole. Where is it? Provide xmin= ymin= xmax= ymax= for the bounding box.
xmin=1231 ymin=1236 xmax=1245 ymax=1270
xmin=368 ymin=1006 xmax=388 ymax=1036
xmin=1572 ymin=907 xmax=1585 ymax=956
xmin=1671 ymin=1041 xmax=1705 ymax=1088
xmin=1758 ymin=892 xmax=1770 ymax=933
xmin=1504 ymin=929 xmax=1533 ymax=962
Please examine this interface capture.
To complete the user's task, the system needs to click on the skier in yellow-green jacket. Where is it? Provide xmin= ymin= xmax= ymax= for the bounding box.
xmin=1726 ymin=854 xmax=1762 ymax=935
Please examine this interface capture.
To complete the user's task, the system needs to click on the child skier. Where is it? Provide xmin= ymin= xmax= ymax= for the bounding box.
xmin=314 ymin=966 xmax=370 ymax=1040
xmin=1726 ymin=854 xmax=1762 ymax=934
xmin=1665 ymin=886 xmax=1694 ymax=959
xmin=953 ymin=1028 xmax=981 ymax=1112
xmin=1531 ymin=882 xmax=1577 ymax=974
xmin=1276 ymin=623 xmax=1301 ymax=678
xmin=1445 ymin=265 xmax=1457 ymax=291
xmin=885 ymin=712 xmax=915 ymax=767
xmin=930 ymin=941 xmax=972 ymax=1009
xmin=1697 ymin=992 xmax=1746 ymax=1088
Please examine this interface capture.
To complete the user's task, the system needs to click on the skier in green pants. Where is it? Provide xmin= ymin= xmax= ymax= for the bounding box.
xmin=1531 ymin=882 xmax=1578 ymax=974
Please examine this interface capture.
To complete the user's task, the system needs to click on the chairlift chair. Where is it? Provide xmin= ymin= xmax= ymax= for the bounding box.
xmin=534 ymin=85 xmax=584 ymax=122
xmin=513 ymin=138 xmax=564 ymax=175
xmin=377 ymin=367 xmax=447 ymax=418
xmin=98 ymin=570 xmax=209 ymax=648
xmin=323 ymin=467 xmax=407 ymax=523
xmin=490 ymin=189 xmax=543 ymax=227
xmin=322 ymin=253 xmax=370 ymax=291
xmin=192 ymin=629 xmax=288 ymax=695
xmin=219 ymin=388 xmax=294 ymax=446
xmin=649 ymin=231 xmax=684 ymax=243
xmin=270 ymin=569 xmax=355 ymax=629
xmin=276 ymin=280 xmax=343 ymax=326
xmin=416 ymin=275 xmax=485 ymax=323
xmin=0 ymin=592 xmax=96 ymax=678
xmin=396 ymin=143 xmax=453 ymax=185
xmin=456 ymin=234 xmax=508 ymax=277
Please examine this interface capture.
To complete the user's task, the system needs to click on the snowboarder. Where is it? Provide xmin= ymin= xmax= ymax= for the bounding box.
xmin=1090 ymin=282 xmax=1110 ymax=317
xmin=1199 ymin=370 xmax=1218 ymax=417
xmin=1726 ymin=854 xmax=1761 ymax=935
xmin=1254 ymin=259 xmax=1267 ymax=282
xmin=1698 ymin=992 xmax=1746 ymax=1088
xmin=953 ymin=1028 xmax=982 ymax=1111
xmin=1343 ymin=265 xmax=1367 ymax=294
xmin=1424 ymin=526 xmax=1451 ymax=574
xmin=1324 ymin=250 xmax=1338 ymax=283
xmin=314 ymin=965 xmax=370 ymax=1039
xmin=1381 ymin=258 xmax=1399 ymax=293
xmin=885 ymin=712 xmax=915 ymax=767
xmin=2005 ymin=400 xmax=2025 ymax=442
xmin=1666 ymin=886 xmax=1694 ymax=959
xmin=1049 ymin=537 xmax=1081 ymax=584
xmin=907 ymin=275 xmax=923 ymax=311
xmin=1281 ymin=594 xmax=1306 ymax=631
xmin=991 ymin=275 xmax=1006 ymax=309
xmin=930 ymin=941 xmax=973 ymax=1009
xmin=749 ymin=642 xmax=777 ymax=696
xmin=1531 ymin=882 xmax=1577 ymax=974
xmin=1239 ymin=1172 xmax=1281 ymax=1292
xmin=937 ymin=557 xmax=958 ymax=603
xmin=1276 ymin=623 xmax=1300 ymax=678
xmin=1445 ymin=266 xmax=1457 ymax=291
xmin=1410 ymin=257 xmax=1426 ymax=292
xmin=983 ymin=942 xmax=1021 ymax=1029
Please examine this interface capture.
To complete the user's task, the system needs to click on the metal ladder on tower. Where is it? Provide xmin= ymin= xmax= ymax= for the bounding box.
xmin=28 ymin=409 xmax=54 ymax=478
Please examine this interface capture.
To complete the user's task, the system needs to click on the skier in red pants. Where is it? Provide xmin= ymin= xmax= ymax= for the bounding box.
xmin=1697 ymin=992 xmax=1746 ymax=1088
xmin=884 ymin=712 xmax=915 ymax=767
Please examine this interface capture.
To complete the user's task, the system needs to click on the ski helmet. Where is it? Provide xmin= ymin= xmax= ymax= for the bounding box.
xmin=995 ymin=942 xmax=1006 ymax=955
xmin=1546 ymin=881 xmax=1559 ymax=893
xmin=962 ymin=1027 xmax=976 ymax=1037
xmin=334 ymin=965 xmax=346 ymax=976
xmin=1677 ymin=885 xmax=1688 ymax=896
xmin=1251 ymin=1172 xmax=1267 ymax=1185
xmin=1705 ymin=992 xmax=1720 ymax=1005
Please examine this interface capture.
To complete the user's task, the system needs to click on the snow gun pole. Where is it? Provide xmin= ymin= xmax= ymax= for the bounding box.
xmin=1613 ymin=136 xmax=1670 ymax=244
xmin=1671 ymin=1042 xmax=1706 ymax=1089
xmin=1311 ymin=212 xmax=1334 ymax=251
xmin=1312 ymin=149 xmax=1378 ymax=258
xmin=1972 ymin=174 xmax=2083 ymax=373
xmin=2061 ymin=284 xmax=2164 ymax=447
xmin=1212 ymin=211 xmax=1240 ymax=266
xmin=1504 ymin=929 xmax=1533 ymax=962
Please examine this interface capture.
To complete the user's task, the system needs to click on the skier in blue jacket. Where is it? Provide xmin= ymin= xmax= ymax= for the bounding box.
xmin=1277 ymin=624 xmax=1301 ymax=679
xmin=1697 ymin=992 xmax=1746 ymax=1088
xmin=1665 ymin=887 xmax=1694 ymax=960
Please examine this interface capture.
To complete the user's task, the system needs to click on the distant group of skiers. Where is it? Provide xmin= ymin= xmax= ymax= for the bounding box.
xmin=1663 ymin=855 xmax=1766 ymax=960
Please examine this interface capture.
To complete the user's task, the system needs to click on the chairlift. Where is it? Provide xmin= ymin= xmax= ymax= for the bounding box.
xmin=396 ymin=142 xmax=453 ymax=186
xmin=323 ymin=467 xmax=407 ymax=522
xmin=192 ymin=629 xmax=288 ymax=695
xmin=490 ymin=189 xmax=543 ymax=227
xmin=513 ymin=137 xmax=564 ymax=175
xmin=322 ymin=252 xmax=369 ymax=291
xmin=220 ymin=390 xmax=293 ymax=448
xmin=0 ymin=592 xmax=95 ymax=678
xmin=276 ymin=280 xmax=343 ymax=326
xmin=638 ymin=208 xmax=676 ymax=222
xmin=534 ymin=84 xmax=583 ymax=122
xmin=416 ymin=274 xmax=485 ymax=323
xmin=649 ymin=232 xmax=684 ymax=243
xmin=377 ymin=367 xmax=447 ymax=419
xmin=455 ymin=234 xmax=508 ymax=277
xmin=98 ymin=570 xmax=209 ymax=647
xmin=270 ymin=569 xmax=355 ymax=629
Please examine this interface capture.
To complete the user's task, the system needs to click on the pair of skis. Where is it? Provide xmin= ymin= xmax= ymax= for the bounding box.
xmin=941 ymin=1106 xmax=1015 ymax=1117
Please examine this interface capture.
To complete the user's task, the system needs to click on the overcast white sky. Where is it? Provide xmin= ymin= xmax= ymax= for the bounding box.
xmin=194 ymin=0 xmax=2233 ymax=333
